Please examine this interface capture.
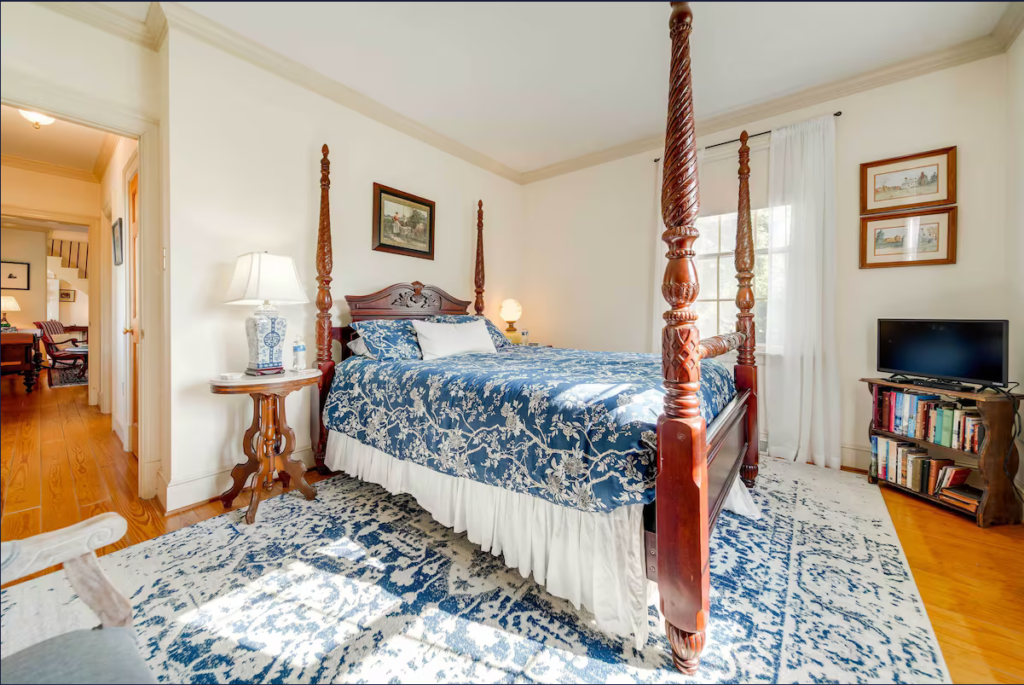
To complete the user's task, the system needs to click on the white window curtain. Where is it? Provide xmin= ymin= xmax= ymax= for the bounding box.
xmin=650 ymin=149 xmax=704 ymax=353
xmin=764 ymin=115 xmax=841 ymax=468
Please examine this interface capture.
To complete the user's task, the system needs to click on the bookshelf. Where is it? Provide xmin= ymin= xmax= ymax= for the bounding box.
xmin=861 ymin=378 xmax=1021 ymax=528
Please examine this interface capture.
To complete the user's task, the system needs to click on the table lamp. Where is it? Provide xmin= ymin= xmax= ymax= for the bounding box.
xmin=225 ymin=252 xmax=309 ymax=375
xmin=500 ymin=298 xmax=523 ymax=344
xmin=1 ymin=296 xmax=20 ymax=328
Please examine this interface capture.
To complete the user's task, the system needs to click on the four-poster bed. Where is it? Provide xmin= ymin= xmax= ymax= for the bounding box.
xmin=309 ymin=2 xmax=757 ymax=673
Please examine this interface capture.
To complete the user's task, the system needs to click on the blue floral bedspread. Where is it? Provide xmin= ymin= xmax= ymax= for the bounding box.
xmin=323 ymin=346 xmax=736 ymax=513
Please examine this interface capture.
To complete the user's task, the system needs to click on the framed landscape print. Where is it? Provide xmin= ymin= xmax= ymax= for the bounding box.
xmin=1 ymin=261 xmax=30 ymax=290
xmin=59 ymin=289 xmax=76 ymax=303
xmin=372 ymin=183 xmax=435 ymax=260
xmin=860 ymin=207 xmax=957 ymax=269
xmin=860 ymin=146 xmax=956 ymax=215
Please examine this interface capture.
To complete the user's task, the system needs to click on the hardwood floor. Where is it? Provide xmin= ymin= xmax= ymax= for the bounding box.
xmin=1 ymin=376 xmax=1021 ymax=683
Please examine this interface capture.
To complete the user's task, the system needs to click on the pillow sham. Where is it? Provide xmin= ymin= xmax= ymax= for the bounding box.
xmin=427 ymin=315 xmax=511 ymax=349
xmin=350 ymin=319 xmax=421 ymax=360
xmin=411 ymin=319 xmax=497 ymax=360
xmin=346 ymin=336 xmax=374 ymax=359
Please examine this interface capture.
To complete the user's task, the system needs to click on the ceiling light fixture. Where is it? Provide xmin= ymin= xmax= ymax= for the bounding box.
xmin=19 ymin=110 xmax=56 ymax=129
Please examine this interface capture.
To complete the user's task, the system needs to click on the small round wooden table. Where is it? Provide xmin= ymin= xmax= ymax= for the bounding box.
xmin=209 ymin=369 xmax=321 ymax=524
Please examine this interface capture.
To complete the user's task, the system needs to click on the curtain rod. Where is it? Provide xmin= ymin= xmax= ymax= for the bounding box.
xmin=654 ymin=111 xmax=842 ymax=161
xmin=704 ymin=111 xmax=842 ymax=151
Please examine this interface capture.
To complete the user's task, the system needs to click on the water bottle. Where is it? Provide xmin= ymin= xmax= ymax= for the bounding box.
xmin=292 ymin=335 xmax=307 ymax=371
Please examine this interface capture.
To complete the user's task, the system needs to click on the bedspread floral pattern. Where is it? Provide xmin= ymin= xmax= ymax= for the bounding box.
xmin=323 ymin=346 xmax=735 ymax=512
xmin=350 ymin=319 xmax=423 ymax=360
xmin=427 ymin=314 xmax=512 ymax=348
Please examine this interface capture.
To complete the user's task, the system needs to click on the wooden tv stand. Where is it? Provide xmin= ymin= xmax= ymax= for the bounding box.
xmin=861 ymin=378 xmax=1021 ymax=527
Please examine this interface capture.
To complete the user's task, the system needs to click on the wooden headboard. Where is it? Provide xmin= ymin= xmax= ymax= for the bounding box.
xmin=332 ymin=281 xmax=472 ymax=361
xmin=310 ymin=147 xmax=486 ymax=465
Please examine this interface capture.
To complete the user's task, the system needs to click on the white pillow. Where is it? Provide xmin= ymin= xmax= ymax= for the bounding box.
xmin=411 ymin=319 xmax=497 ymax=360
xmin=346 ymin=336 xmax=375 ymax=358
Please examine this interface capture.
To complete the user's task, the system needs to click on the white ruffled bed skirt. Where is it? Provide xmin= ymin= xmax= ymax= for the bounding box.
xmin=324 ymin=431 xmax=653 ymax=647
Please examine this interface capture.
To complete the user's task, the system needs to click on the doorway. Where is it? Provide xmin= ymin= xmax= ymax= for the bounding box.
xmin=127 ymin=172 xmax=140 ymax=456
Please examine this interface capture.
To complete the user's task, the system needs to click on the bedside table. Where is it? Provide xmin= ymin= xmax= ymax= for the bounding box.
xmin=209 ymin=369 xmax=321 ymax=524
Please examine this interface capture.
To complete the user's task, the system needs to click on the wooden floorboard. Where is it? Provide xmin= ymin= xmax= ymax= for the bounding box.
xmin=2 ymin=379 xmax=1021 ymax=683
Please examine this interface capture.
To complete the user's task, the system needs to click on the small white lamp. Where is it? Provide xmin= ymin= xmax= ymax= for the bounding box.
xmin=1 ymin=295 xmax=20 ymax=328
xmin=500 ymin=298 xmax=523 ymax=344
xmin=225 ymin=252 xmax=308 ymax=375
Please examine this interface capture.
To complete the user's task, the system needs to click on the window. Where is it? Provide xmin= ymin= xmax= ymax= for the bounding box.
xmin=693 ymin=209 xmax=769 ymax=344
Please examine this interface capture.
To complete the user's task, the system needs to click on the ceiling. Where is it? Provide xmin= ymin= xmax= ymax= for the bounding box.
xmin=1 ymin=215 xmax=89 ymax=235
xmin=175 ymin=1 xmax=1009 ymax=173
xmin=0 ymin=104 xmax=112 ymax=174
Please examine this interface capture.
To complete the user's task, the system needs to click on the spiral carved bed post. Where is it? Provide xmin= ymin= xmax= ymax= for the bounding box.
xmin=735 ymin=132 xmax=760 ymax=487
xmin=474 ymin=200 xmax=485 ymax=316
xmin=657 ymin=2 xmax=709 ymax=675
xmin=313 ymin=144 xmax=335 ymax=472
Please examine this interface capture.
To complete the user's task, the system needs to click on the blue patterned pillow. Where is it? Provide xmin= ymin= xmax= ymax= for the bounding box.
xmin=428 ymin=315 xmax=511 ymax=349
xmin=350 ymin=320 xmax=422 ymax=360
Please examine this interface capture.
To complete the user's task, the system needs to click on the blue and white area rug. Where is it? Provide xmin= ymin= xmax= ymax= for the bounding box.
xmin=0 ymin=459 xmax=949 ymax=683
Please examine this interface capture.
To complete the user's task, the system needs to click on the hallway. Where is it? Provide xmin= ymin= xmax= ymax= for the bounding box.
xmin=0 ymin=376 xmax=328 ymax=578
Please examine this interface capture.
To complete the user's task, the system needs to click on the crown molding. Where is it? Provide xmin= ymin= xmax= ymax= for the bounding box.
xmin=158 ymin=3 xmax=523 ymax=184
xmin=40 ymin=2 xmax=162 ymax=50
xmin=524 ymin=30 xmax=1009 ymax=185
xmin=92 ymin=133 xmax=120 ymax=180
xmin=33 ymin=1 xmax=1023 ymax=187
xmin=1 ymin=154 xmax=99 ymax=183
xmin=993 ymin=2 xmax=1024 ymax=50
xmin=521 ymin=135 xmax=664 ymax=185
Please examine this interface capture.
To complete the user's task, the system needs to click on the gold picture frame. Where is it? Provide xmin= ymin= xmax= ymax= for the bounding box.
xmin=860 ymin=207 xmax=957 ymax=269
xmin=860 ymin=146 xmax=956 ymax=215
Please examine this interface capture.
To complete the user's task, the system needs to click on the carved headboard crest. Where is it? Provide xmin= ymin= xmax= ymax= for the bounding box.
xmin=345 ymin=281 xmax=471 ymax=322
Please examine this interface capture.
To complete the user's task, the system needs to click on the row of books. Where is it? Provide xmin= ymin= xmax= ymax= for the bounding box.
xmin=872 ymin=436 xmax=974 ymax=495
xmin=873 ymin=388 xmax=984 ymax=453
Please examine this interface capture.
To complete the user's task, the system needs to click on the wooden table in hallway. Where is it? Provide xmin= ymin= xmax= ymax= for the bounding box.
xmin=209 ymin=370 xmax=321 ymax=524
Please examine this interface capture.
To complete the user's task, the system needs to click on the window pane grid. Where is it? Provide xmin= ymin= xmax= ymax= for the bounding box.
xmin=693 ymin=210 xmax=769 ymax=343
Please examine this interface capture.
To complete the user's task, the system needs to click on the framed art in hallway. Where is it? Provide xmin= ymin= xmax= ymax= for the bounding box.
xmin=860 ymin=146 xmax=956 ymax=215
xmin=112 ymin=218 xmax=124 ymax=266
xmin=860 ymin=207 xmax=957 ymax=269
xmin=1 ymin=261 xmax=30 ymax=290
xmin=372 ymin=183 xmax=435 ymax=260
xmin=59 ymin=289 xmax=76 ymax=302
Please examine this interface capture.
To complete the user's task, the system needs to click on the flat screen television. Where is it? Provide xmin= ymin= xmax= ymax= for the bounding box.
xmin=877 ymin=319 xmax=1009 ymax=387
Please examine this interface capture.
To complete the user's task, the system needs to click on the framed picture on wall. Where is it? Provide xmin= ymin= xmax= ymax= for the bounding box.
xmin=372 ymin=183 xmax=435 ymax=260
xmin=860 ymin=146 xmax=956 ymax=215
xmin=59 ymin=289 xmax=77 ymax=303
xmin=1 ymin=262 xmax=30 ymax=290
xmin=112 ymin=218 xmax=124 ymax=266
xmin=860 ymin=207 xmax=957 ymax=269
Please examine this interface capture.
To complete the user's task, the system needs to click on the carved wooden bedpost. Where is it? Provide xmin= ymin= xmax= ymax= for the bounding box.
xmin=657 ymin=1 xmax=709 ymax=675
xmin=474 ymin=200 xmax=485 ymax=316
xmin=313 ymin=144 xmax=335 ymax=472
xmin=735 ymin=132 xmax=760 ymax=487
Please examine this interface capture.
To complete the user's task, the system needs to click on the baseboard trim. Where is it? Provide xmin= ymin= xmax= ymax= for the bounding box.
xmin=162 ymin=447 xmax=315 ymax=512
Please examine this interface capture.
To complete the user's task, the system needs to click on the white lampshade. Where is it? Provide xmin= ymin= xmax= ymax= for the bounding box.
xmin=224 ymin=252 xmax=309 ymax=305
xmin=1 ymin=296 xmax=21 ymax=312
xmin=500 ymin=299 xmax=523 ymax=323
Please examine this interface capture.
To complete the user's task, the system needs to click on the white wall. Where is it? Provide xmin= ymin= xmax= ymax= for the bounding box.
xmin=100 ymin=137 xmax=139 ymax=433
xmin=0 ymin=3 xmax=159 ymax=123
xmin=58 ymin=283 xmax=89 ymax=324
xmin=522 ymin=55 xmax=1016 ymax=470
xmin=160 ymin=30 xmax=524 ymax=510
xmin=1 ymin=228 xmax=47 ymax=327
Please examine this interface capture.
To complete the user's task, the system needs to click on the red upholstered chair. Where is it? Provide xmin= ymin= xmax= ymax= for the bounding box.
xmin=33 ymin=320 xmax=87 ymax=385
